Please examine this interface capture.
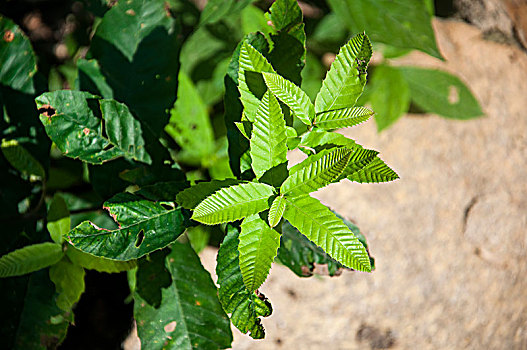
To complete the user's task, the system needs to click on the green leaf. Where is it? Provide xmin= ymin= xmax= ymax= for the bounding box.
xmin=238 ymin=41 xmax=275 ymax=122
xmin=0 ymin=243 xmax=64 ymax=278
xmin=166 ymin=72 xmax=215 ymax=163
xmin=399 ymin=67 xmax=484 ymax=119
xmin=327 ymin=0 xmax=442 ymax=59
xmin=76 ymin=59 xmax=113 ymax=99
xmin=266 ymin=0 xmax=306 ymax=85
xmin=370 ymin=65 xmax=410 ymax=131
xmin=314 ymin=106 xmax=374 ymax=129
xmin=347 ymin=156 xmax=399 ymax=183
xmin=68 ymin=193 xmax=190 ymax=260
xmin=339 ymin=147 xmax=379 ymax=179
xmin=1 ymin=139 xmax=45 ymax=179
xmin=135 ymin=249 xmax=171 ymax=309
xmin=241 ymin=5 xmax=272 ymax=36
xmin=314 ymin=33 xmax=372 ymax=113
xmin=277 ymin=220 xmax=345 ymax=277
xmin=8 ymin=270 xmax=71 ymax=349
xmin=186 ymin=225 xmax=211 ymax=254
xmin=49 ymin=257 xmax=85 ymax=312
xmin=239 ymin=214 xmax=281 ymax=291
xmin=200 ymin=0 xmax=254 ymax=26
xmin=224 ymin=33 xmax=268 ymax=178
xmin=0 ymin=17 xmax=36 ymax=94
xmin=47 ymin=193 xmax=71 ymax=244
xmin=262 ymin=72 xmax=314 ymax=125
xmin=281 ymin=147 xmax=352 ymax=195
xmin=250 ymin=91 xmax=288 ymax=178
xmin=36 ymin=91 xmax=152 ymax=164
xmin=192 ymin=182 xmax=275 ymax=225
xmin=283 ymin=195 xmax=371 ymax=272
xmin=66 ymin=246 xmax=137 ymax=273
xmin=100 ymin=99 xmax=152 ymax=164
xmin=268 ymin=195 xmax=286 ymax=228
xmin=85 ymin=0 xmax=181 ymax=145
xmin=299 ymin=128 xmax=357 ymax=150
xmin=176 ymin=179 xmax=241 ymax=210
xmin=135 ymin=242 xmax=233 ymax=349
xmin=216 ymin=225 xmax=272 ymax=339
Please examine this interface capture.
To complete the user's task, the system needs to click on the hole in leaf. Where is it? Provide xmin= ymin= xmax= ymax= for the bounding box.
xmin=135 ymin=230 xmax=145 ymax=247
xmin=160 ymin=203 xmax=174 ymax=210
xmin=448 ymin=85 xmax=459 ymax=104
xmin=38 ymin=105 xmax=56 ymax=118
xmin=190 ymin=124 xmax=197 ymax=130
xmin=164 ymin=321 xmax=177 ymax=333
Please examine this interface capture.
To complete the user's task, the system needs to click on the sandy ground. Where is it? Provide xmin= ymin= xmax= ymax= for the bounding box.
xmin=124 ymin=18 xmax=527 ymax=350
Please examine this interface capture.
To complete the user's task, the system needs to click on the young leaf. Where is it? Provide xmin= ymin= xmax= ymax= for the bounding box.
xmin=1 ymin=139 xmax=46 ymax=179
xmin=347 ymin=156 xmax=399 ymax=183
xmin=399 ymin=67 xmax=484 ymax=119
xmin=314 ymin=106 xmax=374 ymax=129
xmin=314 ymin=33 xmax=372 ymax=113
xmin=339 ymin=147 xmax=379 ymax=179
xmin=238 ymin=42 xmax=275 ymax=122
xmin=66 ymin=246 xmax=137 ymax=273
xmin=217 ymin=225 xmax=272 ymax=339
xmin=268 ymin=195 xmax=286 ymax=228
xmin=250 ymin=91 xmax=288 ymax=178
xmin=262 ymin=72 xmax=314 ymax=125
xmin=239 ymin=214 xmax=281 ymax=291
xmin=0 ymin=243 xmax=64 ymax=278
xmin=192 ymin=182 xmax=275 ymax=225
xmin=47 ymin=193 xmax=70 ymax=244
xmin=277 ymin=220 xmax=345 ymax=277
xmin=176 ymin=179 xmax=241 ymax=210
xmin=283 ymin=195 xmax=371 ymax=272
xmin=300 ymin=128 xmax=357 ymax=150
xmin=49 ymin=257 xmax=85 ymax=312
xmin=327 ymin=0 xmax=442 ymax=59
xmin=0 ymin=17 xmax=36 ymax=94
xmin=135 ymin=242 xmax=233 ymax=349
xmin=369 ymin=65 xmax=410 ymax=131
xmin=281 ymin=147 xmax=352 ymax=195
xmin=68 ymin=193 xmax=190 ymax=260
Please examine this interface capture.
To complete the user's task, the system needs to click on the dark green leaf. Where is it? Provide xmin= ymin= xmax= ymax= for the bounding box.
xmin=135 ymin=248 xmax=171 ymax=309
xmin=36 ymin=91 xmax=152 ymax=164
xmin=0 ymin=17 xmax=36 ymax=94
xmin=399 ymin=66 xmax=484 ymax=119
xmin=328 ymin=0 xmax=442 ymax=59
xmin=216 ymin=225 xmax=272 ymax=339
xmin=68 ymin=193 xmax=190 ymax=260
xmin=1 ymin=139 xmax=45 ymax=178
xmin=135 ymin=242 xmax=232 ymax=349
xmin=370 ymin=65 xmax=410 ymax=131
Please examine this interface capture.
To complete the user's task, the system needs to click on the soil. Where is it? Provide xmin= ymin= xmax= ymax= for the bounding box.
xmin=199 ymin=18 xmax=527 ymax=350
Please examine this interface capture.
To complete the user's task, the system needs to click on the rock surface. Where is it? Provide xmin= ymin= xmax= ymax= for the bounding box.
xmin=221 ymin=18 xmax=527 ymax=350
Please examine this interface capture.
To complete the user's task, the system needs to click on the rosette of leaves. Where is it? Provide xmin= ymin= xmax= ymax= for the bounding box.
xmin=178 ymin=30 xmax=398 ymax=338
